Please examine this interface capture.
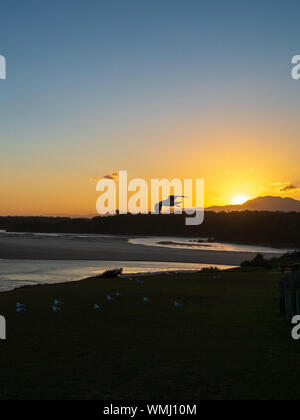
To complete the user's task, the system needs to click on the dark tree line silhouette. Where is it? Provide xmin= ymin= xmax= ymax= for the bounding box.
xmin=1 ymin=211 xmax=300 ymax=249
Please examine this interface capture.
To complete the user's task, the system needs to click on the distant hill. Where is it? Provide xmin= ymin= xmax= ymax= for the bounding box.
xmin=206 ymin=196 xmax=300 ymax=212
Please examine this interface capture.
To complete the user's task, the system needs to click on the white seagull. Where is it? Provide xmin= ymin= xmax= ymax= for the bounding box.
xmin=54 ymin=299 xmax=64 ymax=306
xmin=107 ymin=295 xmax=117 ymax=303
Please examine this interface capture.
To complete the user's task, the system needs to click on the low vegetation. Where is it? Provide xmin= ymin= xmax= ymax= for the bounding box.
xmin=97 ymin=268 xmax=123 ymax=278
xmin=0 ymin=268 xmax=298 ymax=400
xmin=241 ymin=251 xmax=300 ymax=270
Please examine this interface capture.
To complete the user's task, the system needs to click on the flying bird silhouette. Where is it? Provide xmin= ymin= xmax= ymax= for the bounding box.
xmin=155 ymin=195 xmax=186 ymax=214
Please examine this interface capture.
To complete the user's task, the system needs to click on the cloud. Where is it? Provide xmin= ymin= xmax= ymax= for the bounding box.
xmin=103 ymin=172 xmax=119 ymax=180
xmin=88 ymin=177 xmax=101 ymax=182
xmin=88 ymin=172 xmax=119 ymax=182
xmin=270 ymin=181 xmax=284 ymax=186
xmin=280 ymin=184 xmax=298 ymax=192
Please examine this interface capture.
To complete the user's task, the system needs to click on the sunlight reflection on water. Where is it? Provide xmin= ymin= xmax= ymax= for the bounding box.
xmin=128 ymin=236 xmax=291 ymax=253
xmin=0 ymin=259 xmax=235 ymax=292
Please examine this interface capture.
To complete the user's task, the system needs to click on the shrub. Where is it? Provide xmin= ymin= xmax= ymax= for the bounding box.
xmin=98 ymin=268 xmax=123 ymax=278
xmin=241 ymin=253 xmax=272 ymax=269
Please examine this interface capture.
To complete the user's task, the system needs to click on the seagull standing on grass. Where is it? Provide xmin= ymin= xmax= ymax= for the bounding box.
xmin=16 ymin=303 xmax=26 ymax=312
xmin=53 ymin=299 xmax=64 ymax=312
xmin=16 ymin=303 xmax=26 ymax=313
xmin=54 ymin=299 xmax=64 ymax=306
xmin=107 ymin=295 xmax=117 ymax=303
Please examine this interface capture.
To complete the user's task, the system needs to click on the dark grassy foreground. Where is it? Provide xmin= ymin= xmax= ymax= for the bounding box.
xmin=0 ymin=269 xmax=298 ymax=400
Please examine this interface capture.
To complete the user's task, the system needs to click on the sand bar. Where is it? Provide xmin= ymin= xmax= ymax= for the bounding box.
xmin=0 ymin=234 xmax=284 ymax=266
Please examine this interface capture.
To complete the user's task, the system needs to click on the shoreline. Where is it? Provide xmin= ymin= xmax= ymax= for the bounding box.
xmin=0 ymin=268 xmax=224 ymax=294
xmin=0 ymin=234 xmax=286 ymax=266
xmin=0 ymin=259 xmax=236 ymax=293
xmin=0 ymin=230 xmax=296 ymax=251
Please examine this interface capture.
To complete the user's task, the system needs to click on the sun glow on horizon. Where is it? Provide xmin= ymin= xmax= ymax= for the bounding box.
xmin=231 ymin=194 xmax=249 ymax=205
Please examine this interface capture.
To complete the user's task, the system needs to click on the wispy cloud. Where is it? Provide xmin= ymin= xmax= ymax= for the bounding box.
xmin=103 ymin=172 xmax=119 ymax=180
xmin=88 ymin=172 xmax=119 ymax=182
xmin=268 ymin=181 xmax=298 ymax=193
xmin=280 ymin=184 xmax=298 ymax=192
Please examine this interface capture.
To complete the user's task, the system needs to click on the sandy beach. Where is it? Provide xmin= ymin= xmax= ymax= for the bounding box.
xmin=0 ymin=233 xmax=284 ymax=266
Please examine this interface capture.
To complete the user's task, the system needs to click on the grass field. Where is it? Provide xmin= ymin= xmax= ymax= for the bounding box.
xmin=0 ymin=268 xmax=298 ymax=400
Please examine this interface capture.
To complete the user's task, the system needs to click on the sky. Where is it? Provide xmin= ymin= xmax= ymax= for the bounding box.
xmin=0 ymin=0 xmax=300 ymax=215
